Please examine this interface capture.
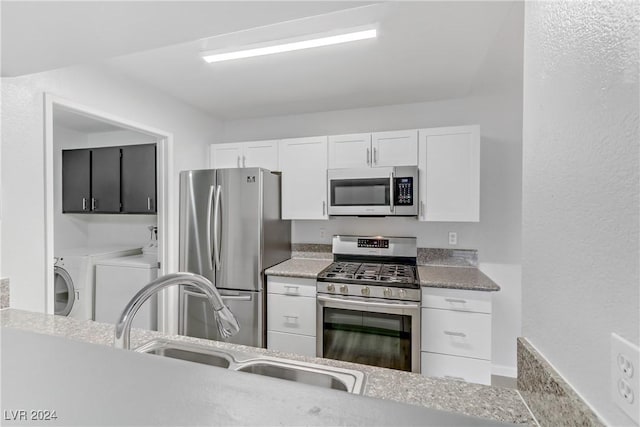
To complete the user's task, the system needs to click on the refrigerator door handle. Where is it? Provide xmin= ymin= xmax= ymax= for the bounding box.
xmin=213 ymin=184 xmax=222 ymax=270
xmin=221 ymin=295 xmax=252 ymax=301
xmin=206 ymin=185 xmax=215 ymax=270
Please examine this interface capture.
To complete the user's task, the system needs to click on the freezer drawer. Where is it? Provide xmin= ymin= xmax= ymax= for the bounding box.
xmin=180 ymin=286 xmax=264 ymax=348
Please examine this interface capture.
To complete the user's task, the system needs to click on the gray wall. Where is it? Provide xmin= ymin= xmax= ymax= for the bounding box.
xmin=522 ymin=1 xmax=639 ymax=424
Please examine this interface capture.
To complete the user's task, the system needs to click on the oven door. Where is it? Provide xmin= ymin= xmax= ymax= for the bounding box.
xmin=316 ymin=294 xmax=420 ymax=373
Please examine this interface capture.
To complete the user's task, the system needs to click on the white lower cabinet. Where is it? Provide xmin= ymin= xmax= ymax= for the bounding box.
xmin=266 ymin=276 xmax=316 ymax=356
xmin=420 ymin=287 xmax=492 ymax=385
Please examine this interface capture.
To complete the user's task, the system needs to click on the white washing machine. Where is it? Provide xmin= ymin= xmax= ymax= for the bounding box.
xmin=53 ymin=246 xmax=142 ymax=320
xmin=95 ymin=254 xmax=159 ymax=330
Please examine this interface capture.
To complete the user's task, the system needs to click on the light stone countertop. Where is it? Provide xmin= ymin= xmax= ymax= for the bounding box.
xmin=418 ymin=265 xmax=501 ymax=292
xmin=266 ymin=258 xmax=500 ymax=292
xmin=1 ymin=309 xmax=533 ymax=425
xmin=264 ymin=258 xmax=332 ymax=278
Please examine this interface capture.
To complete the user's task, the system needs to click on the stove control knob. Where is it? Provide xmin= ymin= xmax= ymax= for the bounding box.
xmin=361 ymin=286 xmax=370 ymax=296
xmin=327 ymin=284 xmax=335 ymax=292
xmin=399 ymin=289 xmax=406 ymax=298
xmin=340 ymin=284 xmax=349 ymax=294
xmin=383 ymin=288 xmax=392 ymax=297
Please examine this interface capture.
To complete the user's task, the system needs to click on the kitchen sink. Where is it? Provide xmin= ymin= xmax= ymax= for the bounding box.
xmin=135 ymin=339 xmax=365 ymax=394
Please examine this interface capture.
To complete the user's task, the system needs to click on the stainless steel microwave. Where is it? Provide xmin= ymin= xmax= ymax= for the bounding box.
xmin=327 ymin=166 xmax=418 ymax=216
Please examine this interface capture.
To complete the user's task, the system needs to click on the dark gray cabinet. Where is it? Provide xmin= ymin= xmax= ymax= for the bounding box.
xmin=62 ymin=149 xmax=91 ymax=213
xmin=91 ymin=147 xmax=121 ymax=213
xmin=122 ymin=144 xmax=156 ymax=213
xmin=62 ymin=144 xmax=157 ymax=214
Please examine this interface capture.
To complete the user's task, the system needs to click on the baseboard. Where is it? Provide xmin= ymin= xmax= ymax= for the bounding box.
xmin=492 ymin=363 xmax=517 ymax=378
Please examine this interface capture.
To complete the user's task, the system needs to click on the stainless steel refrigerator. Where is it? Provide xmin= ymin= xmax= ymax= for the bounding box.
xmin=178 ymin=168 xmax=291 ymax=347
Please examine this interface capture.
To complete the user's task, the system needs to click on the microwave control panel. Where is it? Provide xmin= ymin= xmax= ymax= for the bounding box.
xmin=394 ymin=177 xmax=414 ymax=206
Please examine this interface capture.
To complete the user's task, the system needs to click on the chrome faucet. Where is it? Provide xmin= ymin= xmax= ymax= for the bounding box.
xmin=114 ymin=272 xmax=240 ymax=350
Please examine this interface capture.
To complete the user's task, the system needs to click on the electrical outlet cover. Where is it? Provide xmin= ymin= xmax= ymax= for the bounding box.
xmin=611 ymin=333 xmax=640 ymax=424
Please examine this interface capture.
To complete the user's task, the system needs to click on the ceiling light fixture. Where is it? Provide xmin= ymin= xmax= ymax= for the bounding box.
xmin=201 ymin=27 xmax=377 ymax=64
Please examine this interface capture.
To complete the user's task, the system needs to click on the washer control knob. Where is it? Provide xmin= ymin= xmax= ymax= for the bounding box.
xmin=361 ymin=286 xmax=370 ymax=296
xmin=327 ymin=284 xmax=335 ymax=292
xmin=383 ymin=288 xmax=392 ymax=297
xmin=340 ymin=284 xmax=349 ymax=293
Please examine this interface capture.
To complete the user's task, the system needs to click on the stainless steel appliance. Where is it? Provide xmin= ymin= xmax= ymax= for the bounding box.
xmin=179 ymin=168 xmax=291 ymax=347
xmin=316 ymin=235 xmax=421 ymax=372
xmin=327 ymin=166 xmax=418 ymax=216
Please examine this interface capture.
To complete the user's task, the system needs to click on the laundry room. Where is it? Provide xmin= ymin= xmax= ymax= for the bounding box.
xmin=52 ymin=106 xmax=160 ymax=327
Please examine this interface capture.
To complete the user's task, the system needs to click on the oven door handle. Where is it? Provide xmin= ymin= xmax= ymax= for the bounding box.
xmin=317 ymin=295 xmax=419 ymax=310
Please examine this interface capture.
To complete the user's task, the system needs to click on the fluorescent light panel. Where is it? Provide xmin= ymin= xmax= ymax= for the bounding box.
xmin=202 ymin=28 xmax=377 ymax=63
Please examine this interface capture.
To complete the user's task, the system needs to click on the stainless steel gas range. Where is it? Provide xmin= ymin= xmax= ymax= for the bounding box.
xmin=316 ymin=235 xmax=421 ymax=373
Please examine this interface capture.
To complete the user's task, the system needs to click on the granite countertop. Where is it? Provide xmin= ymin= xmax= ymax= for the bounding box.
xmin=266 ymin=258 xmax=500 ymax=292
xmin=1 ymin=309 xmax=533 ymax=425
xmin=265 ymin=258 xmax=332 ymax=278
xmin=418 ymin=265 xmax=501 ymax=292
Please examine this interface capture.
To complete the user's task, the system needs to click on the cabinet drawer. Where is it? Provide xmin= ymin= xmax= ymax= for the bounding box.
xmin=267 ymin=294 xmax=316 ymax=335
xmin=421 ymin=308 xmax=491 ymax=359
xmin=267 ymin=331 xmax=316 ymax=357
xmin=267 ymin=276 xmax=316 ymax=297
xmin=421 ymin=287 xmax=491 ymax=314
xmin=421 ymin=352 xmax=491 ymax=385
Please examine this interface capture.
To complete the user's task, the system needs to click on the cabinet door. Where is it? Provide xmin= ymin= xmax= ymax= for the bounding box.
xmin=62 ymin=149 xmax=91 ymax=213
xmin=121 ymin=144 xmax=156 ymax=213
xmin=328 ymin=133 xmax=371 ymax=169
xmin=372 ymin=130 xmax=418 ymax=167
xmin=91 ymin=146 xmax=121 ymax=213
xmin=279 ymin=137 xmax=328 ymax=220
xmin=418 ymin=126 xmax=480 ymax=222
xmin=243 ymin=140 xmax=279 ymax=171
xmin=210 ymin=143 xmax=242 ymax=168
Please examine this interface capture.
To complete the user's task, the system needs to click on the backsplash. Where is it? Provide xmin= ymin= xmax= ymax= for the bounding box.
xmin=1 ymin=278 xmax=10 ymax=309
xmin=517 ymin=338 xmax=605 ymax=426
xmin=292 ymin=244 xmax=478 ymax=267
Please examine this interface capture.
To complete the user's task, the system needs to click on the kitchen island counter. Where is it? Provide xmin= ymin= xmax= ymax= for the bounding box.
xmin=1 ymin=309 xmax=533 ymax=425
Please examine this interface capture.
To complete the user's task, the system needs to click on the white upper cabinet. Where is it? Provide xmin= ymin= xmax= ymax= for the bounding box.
xmin=328 ymin=130 xmax=418 ymax=169
xmin=279 ymin=136 xmax=328 ymax=220
xmin=371 ymin=130 xmax=418 ymax=167
xmin=210 ymin=143 xmax=243 ymax=169
xmin=209 ymin=140 xmax=279 ymax=171
xmin=328 ymin=133 xmax=371 ymax=169
xmin=418 ymin=125 xmax=480 ymax=222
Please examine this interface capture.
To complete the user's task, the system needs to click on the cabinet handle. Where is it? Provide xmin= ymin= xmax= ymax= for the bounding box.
xmin=242 ymin=155 xmax=246 ymax=168
xmin=366 ymin=147 xmax=371 ymax=165
xmin=82 ymin=198 xmax=87 ymax=211
xmin=444 ymin=375 xmax=466 ymax=382
xmin=283 ymin=315 xmax=299 ymax=321
xmin=91 ymin=198 xmax=97 ymax=211
xmin=237 ymin=155 xmax=240 ymax=168
xmin=322 ymin=201 xmax=326 ymax=216
xmin=443 ymin=330 xmax=467 ymax=338
xmin=420 ymin=201 xmax=425 ymax=218
xmin=284 ymin=285 xmax=299 ymax=294
xmin=373 ymin=147 xmax=377 ymax=164
xmin=147 ymin=197 xmax=152 ymax=211
xmin=444 ymin=298 xmax=467 ymax=304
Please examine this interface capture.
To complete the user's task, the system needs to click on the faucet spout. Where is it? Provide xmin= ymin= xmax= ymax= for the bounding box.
xmin=114 ymin=272 xmax=240 ymax=350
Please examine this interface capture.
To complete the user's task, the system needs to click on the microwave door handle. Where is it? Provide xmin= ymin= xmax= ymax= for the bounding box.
xmin=389 ymin=171 xmax=395 ymax=213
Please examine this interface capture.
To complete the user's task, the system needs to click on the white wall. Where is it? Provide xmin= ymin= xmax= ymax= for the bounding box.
xmin=1 ymin=64 xmax=222 ymax=312
xmin=221 ymin=4 xmax=524 ymax=376
xmin=522 ymin=2 xmax=639 ymax=425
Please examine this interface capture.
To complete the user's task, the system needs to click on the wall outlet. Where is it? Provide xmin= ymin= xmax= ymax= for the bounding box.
xmin=611 ymin=333 xmax=640 ymax=424
xmin=448 ymin=232 xmax=457 ymax=245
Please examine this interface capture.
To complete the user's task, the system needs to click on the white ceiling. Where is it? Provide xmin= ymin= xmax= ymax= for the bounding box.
xmin=2 ymin=2 xmax=522 ymax=121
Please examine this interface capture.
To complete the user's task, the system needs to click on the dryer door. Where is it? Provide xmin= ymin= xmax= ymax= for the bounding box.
xmin=54 ymin=266 xmax=75 ymax=316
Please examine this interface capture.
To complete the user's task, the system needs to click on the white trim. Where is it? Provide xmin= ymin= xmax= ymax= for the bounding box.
xmin=492 ymin=363 xmax=517 ymax=378
xmin=43 ymin=93 xmax=177 ymax=333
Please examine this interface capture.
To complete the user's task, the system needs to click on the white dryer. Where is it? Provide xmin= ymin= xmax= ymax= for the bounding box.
xmin=53 ymin=246 xmax=142 ymax=320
